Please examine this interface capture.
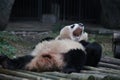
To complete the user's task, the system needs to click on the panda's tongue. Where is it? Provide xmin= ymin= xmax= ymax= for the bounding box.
xmin=73 ymin=28 xmax=82 ymax=37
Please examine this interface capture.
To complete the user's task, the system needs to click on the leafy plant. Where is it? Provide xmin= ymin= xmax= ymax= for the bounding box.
xmin=52 ymin=23 xmax=65 ymax=33
xmin=0 ymin=32 xmax=19 ymax=58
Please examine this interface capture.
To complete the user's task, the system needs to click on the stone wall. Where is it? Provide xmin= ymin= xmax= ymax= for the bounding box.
xmin=101 ymin=0 xmax=120 ymax=29
xmin=0 ymin=0 xmax=15 ymax=30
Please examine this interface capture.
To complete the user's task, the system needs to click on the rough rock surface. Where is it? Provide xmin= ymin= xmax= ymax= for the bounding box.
xmin=101 ymin=0 xmax=120 ymax=29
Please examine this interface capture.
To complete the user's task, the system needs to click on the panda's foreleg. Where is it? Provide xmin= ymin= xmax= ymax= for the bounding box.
xmin=62 ymin=49 xmax=86 ymax=73
xmin=40 ymin=37 xmax=54 ymax=42
xmin=85 ymin=42 xmax=102 ymax=67
xmin=79 ymin=40 xmax=89 ymax=47
xmin=0 ymin=55 xmax=33 ymax=70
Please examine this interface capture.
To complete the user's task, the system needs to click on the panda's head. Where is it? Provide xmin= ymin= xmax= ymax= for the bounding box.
xmin=56 ymin=23 xmax=88 ymax=41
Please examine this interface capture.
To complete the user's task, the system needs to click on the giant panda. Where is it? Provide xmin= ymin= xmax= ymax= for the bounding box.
xmin=0 ymin=39 xmax=86 ymax=73
xmin=56 ymin=23 xmax=102 ymax=67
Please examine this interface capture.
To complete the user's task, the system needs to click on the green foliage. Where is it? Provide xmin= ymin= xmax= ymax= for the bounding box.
xmin=89 ymin=38 xmax=96 ymax=43
xmin=0 ymin=32 xmax=19 ymax=42
xmin=0 ymin=32 xmax=18 ymax=58
xmin=52 ymin=23 xmax=65 ymax=33
xmin=89 ymin=34 xmax=113 ymax=57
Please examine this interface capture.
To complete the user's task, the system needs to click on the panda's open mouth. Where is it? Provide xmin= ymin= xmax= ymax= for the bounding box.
xmin=73 ymin=28 xmax=82 ymax=37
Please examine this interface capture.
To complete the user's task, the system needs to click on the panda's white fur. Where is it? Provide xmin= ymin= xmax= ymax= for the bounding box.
xmin=31 ymin=39 xmax=85 ymax=56
xmin=56 ymin=23 xmax=88 ymax=41
xmin=26 ymin=39 xmax=85 ymax=71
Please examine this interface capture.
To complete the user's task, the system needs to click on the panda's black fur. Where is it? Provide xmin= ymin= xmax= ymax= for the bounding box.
xmin=0 ymin=55 xmax=33 ymax=70
xmin=0 ymin=39 xmax=86 ymax=73
xmin=80 ymin=40 xmax=102 ymax=67
xmin=62 ymin=49 xmax=86 ymax=73
xmin=40 ymin=37 xmax=54 ymax=42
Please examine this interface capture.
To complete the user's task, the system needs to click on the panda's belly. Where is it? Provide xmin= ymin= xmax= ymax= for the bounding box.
xmin=31 ymin=39 xmax=85 ymax=56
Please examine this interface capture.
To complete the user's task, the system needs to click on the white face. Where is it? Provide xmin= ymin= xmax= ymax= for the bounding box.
xmin=67 ymin=23 xmax=85 ymax=41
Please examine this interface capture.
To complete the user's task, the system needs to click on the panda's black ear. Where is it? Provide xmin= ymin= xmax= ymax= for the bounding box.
xmin=79 ymin=23 xmax=84 ymax=27
xmin=70 ymin=25 xmax=75 ymax=29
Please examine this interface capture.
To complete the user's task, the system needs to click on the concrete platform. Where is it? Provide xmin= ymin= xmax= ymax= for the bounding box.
xmin=6 ymin=21 xmax=120 ymax=34
xmin=6 ymin=21 xmax=53 ymax=32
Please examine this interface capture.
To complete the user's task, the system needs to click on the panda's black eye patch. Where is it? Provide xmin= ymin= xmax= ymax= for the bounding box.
xmin=71 ymin=25 xmax=75 ymax=28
